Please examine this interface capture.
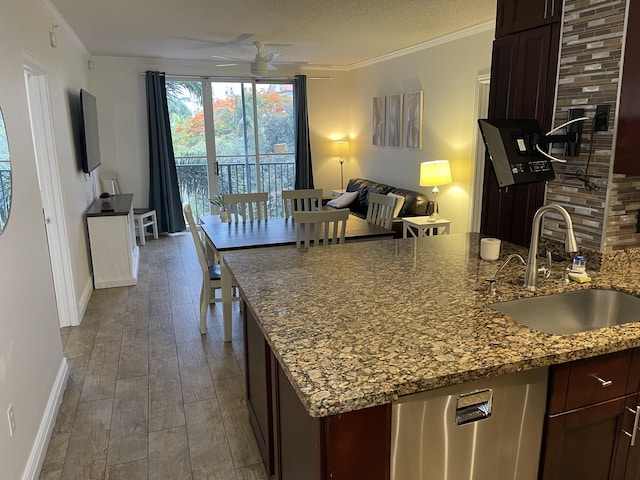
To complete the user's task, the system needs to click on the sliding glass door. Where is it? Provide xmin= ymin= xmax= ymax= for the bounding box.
xmin=167 ymin=78 xmax=295 ymax=219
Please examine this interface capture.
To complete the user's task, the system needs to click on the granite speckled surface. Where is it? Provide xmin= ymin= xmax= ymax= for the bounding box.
xmin=223 ymin=232 xmax=640 ymax=418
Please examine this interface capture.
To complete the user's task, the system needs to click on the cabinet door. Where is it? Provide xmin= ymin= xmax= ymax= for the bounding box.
xmin=496 ymin=0 xmax=562 ymax=37
xmin=625 ymin=393 xmax=640 ymax=479
xmin=272 ymin=362 xmax=322 ymax=480
xmin=614 ymin=0 xmax=640 ymax=175
xmin=480 ymin=24 xmax=560 ymax=246
xmin=244 ymin=308 xmax=274 ymax=474
xmin=540 ymin=395 xmax=634 ymax=480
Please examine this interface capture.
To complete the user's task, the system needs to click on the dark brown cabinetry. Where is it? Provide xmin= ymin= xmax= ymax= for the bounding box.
xmin=540 ymin=349 xmax=640 ymax=479
xmin=481 ymin=21 xmax=560 ymax=245
xmin=244 ymin=306 xmax=391 ymax=480
xmin=613 ymin=0 xmax=640 ymax=175
xmin=496 ymin=0 xmax=562 ymax=37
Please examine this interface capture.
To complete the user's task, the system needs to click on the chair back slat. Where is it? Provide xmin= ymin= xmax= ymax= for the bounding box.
xmin=282 ymin=189 xmax=323 ymax=218
xmin=223 ymin=192 xmax=269 ymax=222
xmin=366 ymin=192 xmax=396 ymax=230
xmin=293 ymin=208 xmax=350 ymax=248
xmin=183 ymin=204 xmax=209 ymax=276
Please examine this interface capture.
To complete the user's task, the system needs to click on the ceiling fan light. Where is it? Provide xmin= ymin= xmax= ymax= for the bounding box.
xmin=251 ymin=61 xmax=269 ymax=77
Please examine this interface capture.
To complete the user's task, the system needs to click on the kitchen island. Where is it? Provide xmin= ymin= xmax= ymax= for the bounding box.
xmin=224 ymin=232 xmax=640 ymax=479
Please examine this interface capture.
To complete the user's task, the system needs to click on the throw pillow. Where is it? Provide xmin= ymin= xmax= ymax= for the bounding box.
xmin=327 ymin=191 xmax=358 ymax=208
xmin=387 ymin=193 xmax=405 ymax=218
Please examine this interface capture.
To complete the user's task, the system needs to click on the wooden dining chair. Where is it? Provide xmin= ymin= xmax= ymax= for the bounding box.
xmin=366 ymin=192 xmax=397 ymax=230
xmin=222 ymin=192 xmax=269 ymax=222
xmin=282 ymin=189 xmax=323 ymax=218
xmin=293 ymin=208 xmax=350 ymax=248
xmin=184 ymin=203 xmax=242 ymax=334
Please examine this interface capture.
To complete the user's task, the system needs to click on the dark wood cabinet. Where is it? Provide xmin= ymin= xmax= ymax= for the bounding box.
xmin=481 ymin=23 xmax=560 ymax=246
xmin=245 ymin=306 xmax=274 ymax=474
xmin=613 ymin=0 xmax=640 ymax=175
xmin=496 ymin=0 xmax=562 ymax=37
xmin=540 ymin=349 xmax=640 ymax=479
xmin=244 ymin=306 xmax=392 ymax=480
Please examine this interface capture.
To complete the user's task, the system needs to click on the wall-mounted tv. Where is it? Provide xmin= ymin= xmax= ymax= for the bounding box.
xmin=478 ymin=118 xmax=554 ymax=188
xmin=79 ymin=89 xmax=101 ymax=174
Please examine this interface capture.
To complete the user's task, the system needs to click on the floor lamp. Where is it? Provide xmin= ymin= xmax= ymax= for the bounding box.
xmin=419 ymin=160 xmax=452 ymax=220
xmin=332 ymin=141 xmax=350 ymax=190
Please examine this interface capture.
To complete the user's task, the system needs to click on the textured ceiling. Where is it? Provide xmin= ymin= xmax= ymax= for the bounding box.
xmin=47 ymin=0 xmax=496 ymax=68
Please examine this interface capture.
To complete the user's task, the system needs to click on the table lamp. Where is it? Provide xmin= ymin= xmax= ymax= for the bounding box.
xmin=332 ymin=141 xmax=350 ymax=190
xmin=419 ymin=160 xmax=452 ymax=220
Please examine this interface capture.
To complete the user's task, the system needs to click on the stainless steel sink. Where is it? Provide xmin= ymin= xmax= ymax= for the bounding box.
xmin=491 ymin=289 xmax=640 ymax=334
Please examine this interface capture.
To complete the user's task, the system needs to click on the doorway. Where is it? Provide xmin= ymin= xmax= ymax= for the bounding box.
xmin=23 ymin=52 xmax=79 ymax=327
xmin=470 ymin=74 xmax=490 ymax=232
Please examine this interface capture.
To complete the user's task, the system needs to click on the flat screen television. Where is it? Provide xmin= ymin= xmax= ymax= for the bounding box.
xmin=477 ymin=118 xmax=555 ymax=188
xmin=79 ymin=89 xmax=101 ymax=174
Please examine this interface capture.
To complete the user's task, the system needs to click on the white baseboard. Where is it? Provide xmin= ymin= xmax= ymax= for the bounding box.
xmin=77 ymin=276 xmax=94 ymax=325
xmin=22 ymin=357 xmax=69 ymax=480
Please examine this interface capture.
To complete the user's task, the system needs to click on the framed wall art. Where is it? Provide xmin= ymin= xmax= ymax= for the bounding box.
xmin=405 ymin=91 xmax=423 ymax=149
xmin=387 ymin=94 xmax=403 ymax=148
xmin=372 ymin=96 xmax=386 ymax=146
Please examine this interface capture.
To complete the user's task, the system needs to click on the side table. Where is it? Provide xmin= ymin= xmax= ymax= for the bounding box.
xmin=402 ymin=217 xmax=452 ymax=239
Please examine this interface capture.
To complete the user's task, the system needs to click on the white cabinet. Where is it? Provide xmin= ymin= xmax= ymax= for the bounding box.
xmin=86 ymin=194 xmax=139 ymax=289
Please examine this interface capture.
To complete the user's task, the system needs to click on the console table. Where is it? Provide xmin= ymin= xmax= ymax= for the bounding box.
xmin=86 ymin=194 xmax=139 ymax=288
xmin=402 ymin=216 xmax=452 ymax=239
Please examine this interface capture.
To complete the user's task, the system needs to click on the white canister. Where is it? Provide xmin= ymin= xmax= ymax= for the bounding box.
xmin=480 ymin=238 xmax=501 ymax=261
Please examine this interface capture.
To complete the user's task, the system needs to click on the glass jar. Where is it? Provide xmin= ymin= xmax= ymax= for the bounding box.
xmin=572 ymin=256 xmax=587 ymax=273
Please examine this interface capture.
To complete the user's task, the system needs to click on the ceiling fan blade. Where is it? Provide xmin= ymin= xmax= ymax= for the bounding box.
xmin=264 ymin=53 xmax=282 ymax=61
xmin=268 ymin=64 xmax=278 ymax=71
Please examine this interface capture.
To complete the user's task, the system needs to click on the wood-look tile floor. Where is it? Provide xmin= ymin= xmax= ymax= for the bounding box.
xmin=39 ymin=232 xmax=268 ymax=480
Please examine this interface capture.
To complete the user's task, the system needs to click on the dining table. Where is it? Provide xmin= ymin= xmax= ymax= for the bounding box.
xmin=200 ymin=215 xmax=395 ymax=340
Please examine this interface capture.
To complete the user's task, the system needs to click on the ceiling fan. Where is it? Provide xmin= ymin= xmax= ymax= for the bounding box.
xmin=212 ymin=41 xmax=306 ymax=77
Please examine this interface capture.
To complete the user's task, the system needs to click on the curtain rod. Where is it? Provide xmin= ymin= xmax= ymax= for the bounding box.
xmin=137 ymin=72 xmax=332 ymax=80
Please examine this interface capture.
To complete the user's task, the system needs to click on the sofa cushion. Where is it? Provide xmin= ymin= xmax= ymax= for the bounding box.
xmin=346 ymin=178 xmax=393 ymax=216
xmin=327 ymin=191 xmax=358 ymax=208
xmin=386 ymin=192 xmax=405 ymax=218
xmin=389 ymin=187 xmax=434 ymax=217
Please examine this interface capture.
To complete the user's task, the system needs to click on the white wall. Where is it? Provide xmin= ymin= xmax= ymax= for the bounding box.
xmin=308 ymin=28 xmax=494 ymax=233
xmin=0 ymin=0 xmax=94 ymax=477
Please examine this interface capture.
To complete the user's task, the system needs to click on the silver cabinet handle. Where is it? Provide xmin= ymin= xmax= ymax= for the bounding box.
xmin=624 ymin=406 xmax=640 ymax=446
xmin=544 ymin=0 xmax=549 ymax=19
xmin=552 ymin=0 xmax=556 ymax=17
xmin=592 ymin=375 xmax=613 ymax=387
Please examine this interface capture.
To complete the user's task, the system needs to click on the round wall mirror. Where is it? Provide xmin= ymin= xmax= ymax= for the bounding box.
xmin=0 ymin=108 xmax=11 ymax=234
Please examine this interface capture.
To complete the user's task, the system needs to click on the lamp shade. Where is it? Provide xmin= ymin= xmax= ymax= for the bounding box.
xmin=419 ymin=160 xmax=452 ymax=187
xmin=332 ymin=140 xmax=350 ymax=157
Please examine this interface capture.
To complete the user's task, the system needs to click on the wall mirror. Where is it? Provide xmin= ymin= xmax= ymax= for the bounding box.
xmin=0 ymin=108 xmax=11 ymax=234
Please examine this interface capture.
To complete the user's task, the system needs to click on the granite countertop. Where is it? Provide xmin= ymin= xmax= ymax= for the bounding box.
xmin=223 ymin=232 xmax=640 ymax=418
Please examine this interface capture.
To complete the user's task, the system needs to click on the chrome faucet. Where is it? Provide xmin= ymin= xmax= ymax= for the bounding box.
xmin=486 ymin=253 xmax=526 ymax=295
xmin=524 ymin=204 xmax=578 ymax=291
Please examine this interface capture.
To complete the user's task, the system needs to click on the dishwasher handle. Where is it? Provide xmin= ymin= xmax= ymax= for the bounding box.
xmin=456 ymin=389 xmax=493 ymax=426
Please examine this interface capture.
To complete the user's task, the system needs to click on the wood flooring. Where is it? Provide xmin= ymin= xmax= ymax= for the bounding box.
xmin=38 ymin=232 xmax=267 ymax=480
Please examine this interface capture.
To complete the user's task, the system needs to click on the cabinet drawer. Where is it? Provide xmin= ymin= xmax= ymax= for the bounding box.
xmin=549 ymin=350 xmax=632 ymax=414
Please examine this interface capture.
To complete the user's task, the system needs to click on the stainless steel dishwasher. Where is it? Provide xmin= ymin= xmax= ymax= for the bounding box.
xmin=391 ymin=367 xmax=548 ymax=480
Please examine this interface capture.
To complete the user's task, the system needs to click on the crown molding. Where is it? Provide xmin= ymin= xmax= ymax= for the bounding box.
xmin=37 ymin=0 xmax=90 ymax=56
xmin=306 ymin=19 xmax=495 ymax=72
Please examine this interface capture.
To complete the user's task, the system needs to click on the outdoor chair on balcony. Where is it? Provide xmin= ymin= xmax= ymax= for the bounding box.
xmin=222 ymin=192 xmax=269 ymax=222
xmin=282 ymin=189 xmax=323 ymax=219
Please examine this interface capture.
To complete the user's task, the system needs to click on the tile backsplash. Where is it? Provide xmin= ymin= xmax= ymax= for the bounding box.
xmin=544 ymin=0 xmax=640 ymax=252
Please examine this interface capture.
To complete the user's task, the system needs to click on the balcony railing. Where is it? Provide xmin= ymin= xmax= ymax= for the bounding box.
xmin=176 ymin=155 xmax=295 ymax=220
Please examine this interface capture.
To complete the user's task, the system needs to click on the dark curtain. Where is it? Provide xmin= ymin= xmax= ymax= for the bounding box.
xmin=293 ymin=75 xmax=314 ymax=189
xmin=145 ymin=71 xmax=185 ymax=233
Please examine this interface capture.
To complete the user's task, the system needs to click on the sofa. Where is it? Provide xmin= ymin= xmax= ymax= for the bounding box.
xmin=332 ymin=178 xmax=434 ymax=237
